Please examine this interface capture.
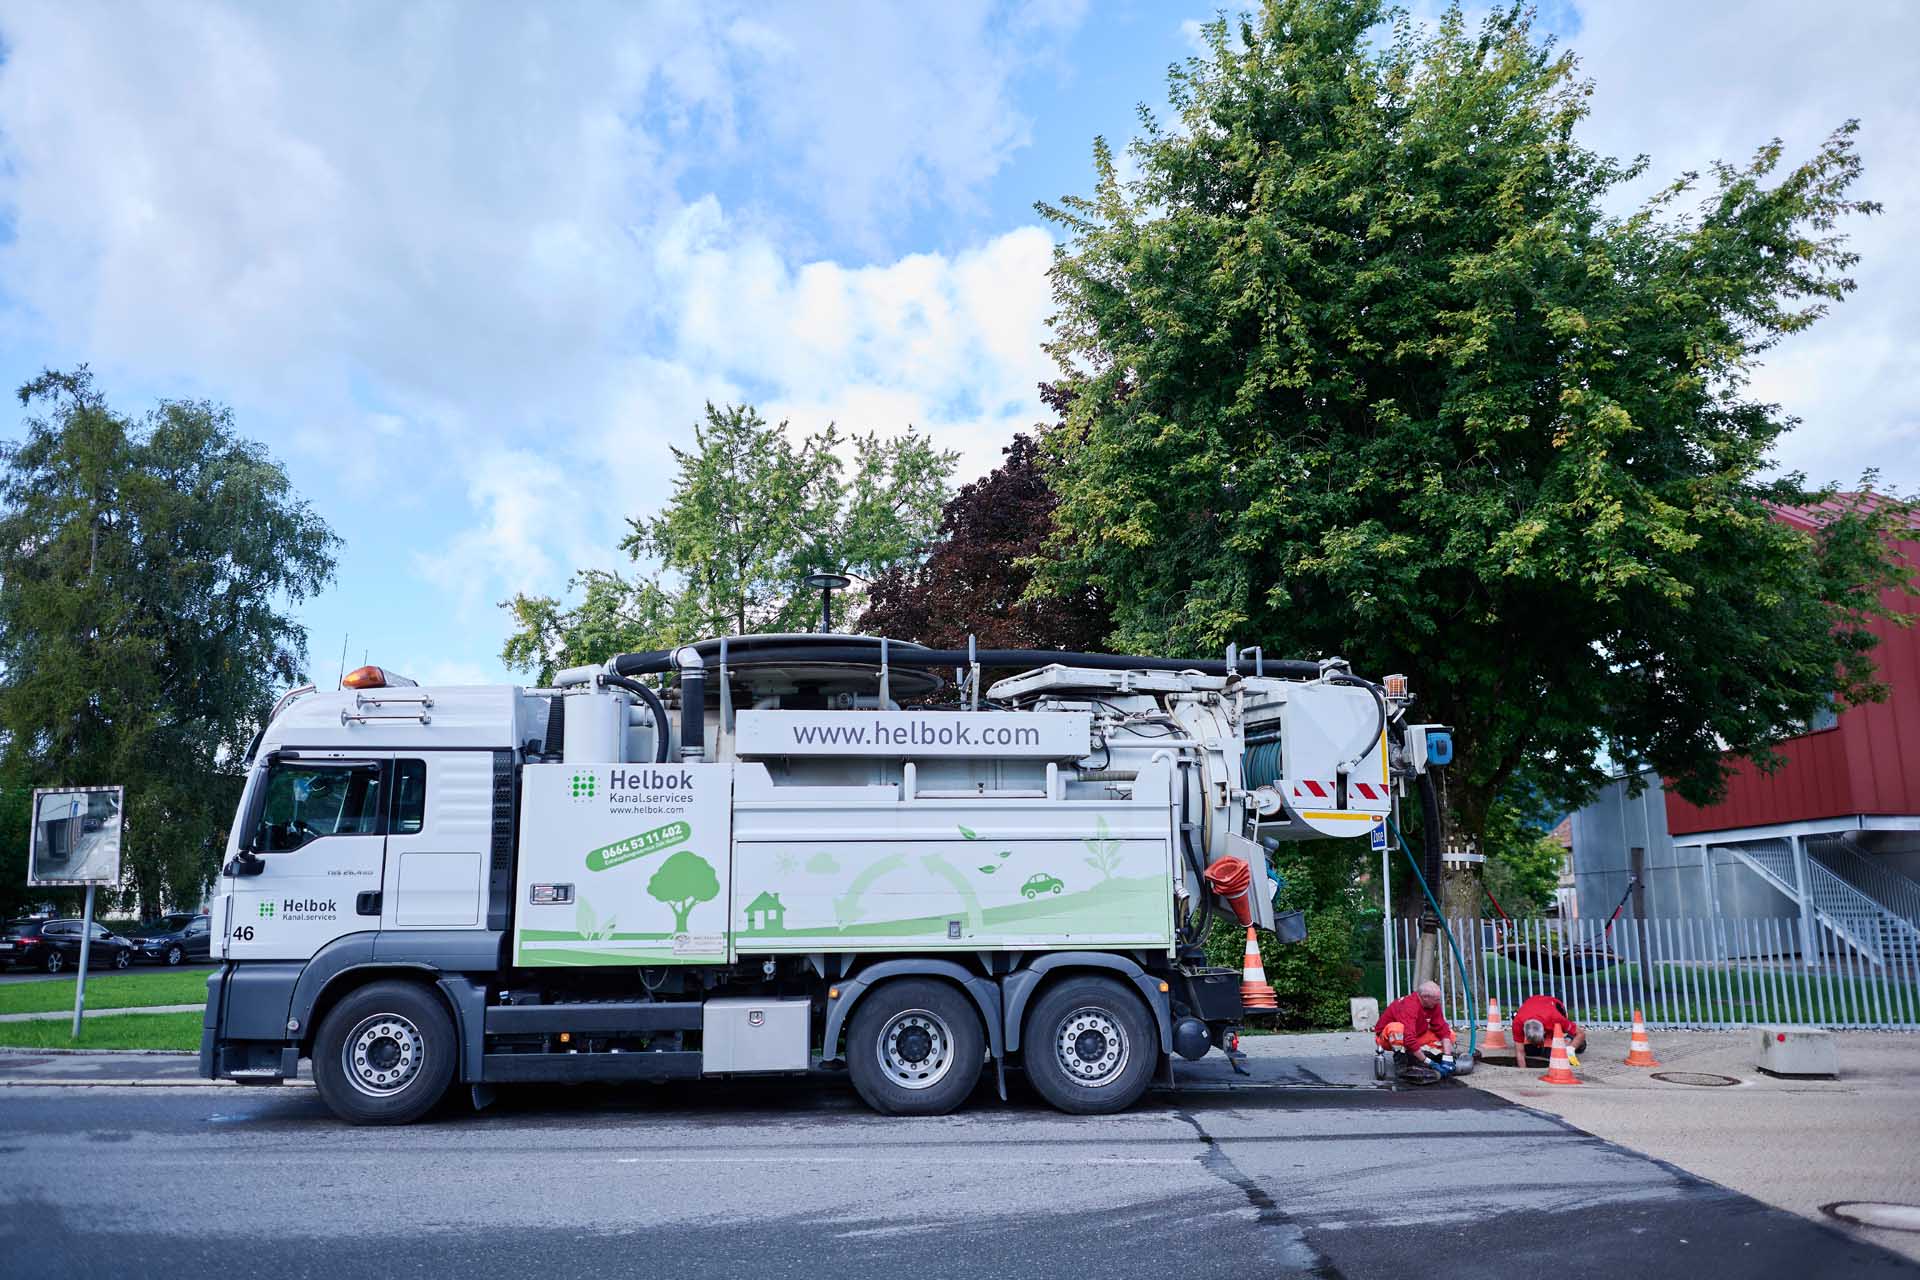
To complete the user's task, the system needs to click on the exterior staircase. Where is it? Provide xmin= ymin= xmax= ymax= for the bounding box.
xmin=1716 ymin=836 xmax=1920 ymax=968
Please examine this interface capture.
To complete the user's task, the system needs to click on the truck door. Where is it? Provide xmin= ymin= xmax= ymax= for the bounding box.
xmin=380 ymin=752 xmax=494 ymax=933
xmin=224 ymin=754 xmax=392 ymax=962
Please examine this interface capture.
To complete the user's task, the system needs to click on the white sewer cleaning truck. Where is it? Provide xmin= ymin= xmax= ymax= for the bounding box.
xmin=200 ymin=633 xmax=1451 ymax=1124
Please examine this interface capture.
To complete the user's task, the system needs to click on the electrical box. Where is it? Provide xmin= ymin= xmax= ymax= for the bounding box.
xmin=702 ymin=997 xmax=811 ymax=1073
xmin=1757 ymin=1025 xmax=1838 ymax=1077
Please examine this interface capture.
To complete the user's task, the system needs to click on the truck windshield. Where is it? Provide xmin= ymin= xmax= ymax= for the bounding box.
xmin=254 ymin=762 xmax=383 ymax=852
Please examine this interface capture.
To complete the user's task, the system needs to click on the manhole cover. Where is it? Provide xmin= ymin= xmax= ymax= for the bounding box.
xmin=1824 ymin=1202 xmax=1920 ymax=1233
xmin=1649 ymin=1071 xmax=1741 ymax=1087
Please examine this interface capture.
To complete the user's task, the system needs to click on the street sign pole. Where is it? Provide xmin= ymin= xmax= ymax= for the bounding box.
xmin=71 ymin=883 xmax=95 ymax=1039
xmin=1375 ymin=818 xmax=1394 ymax=1005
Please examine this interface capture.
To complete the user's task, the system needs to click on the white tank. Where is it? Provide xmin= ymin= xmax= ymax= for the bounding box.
xmin=563 ymin=690 xmax=629 ymax=764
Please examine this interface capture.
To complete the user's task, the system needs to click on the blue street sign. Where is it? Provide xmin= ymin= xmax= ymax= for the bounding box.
xmin=1370 ymin=819 xmax=1388 ymax=851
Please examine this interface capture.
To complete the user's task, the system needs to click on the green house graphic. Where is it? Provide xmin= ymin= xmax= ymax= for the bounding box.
xmin=744 ymin=890 xmax=786 ymax=933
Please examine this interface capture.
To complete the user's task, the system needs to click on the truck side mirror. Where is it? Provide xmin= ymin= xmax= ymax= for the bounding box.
xmin=222 ymin=851 xmax=266 ymax=878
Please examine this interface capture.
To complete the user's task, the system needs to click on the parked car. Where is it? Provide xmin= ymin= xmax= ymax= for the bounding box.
xmin=131 ymin=912 xmax=213 ymax=966
xmin=0 ymin=918 xmax=135 ymax=973
xmin=0 ymin=918 xmax=55 ymax=971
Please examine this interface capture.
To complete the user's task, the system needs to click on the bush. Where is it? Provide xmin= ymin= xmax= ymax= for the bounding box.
xmin=1205 ymin=842 xmax=1370 ymax=1029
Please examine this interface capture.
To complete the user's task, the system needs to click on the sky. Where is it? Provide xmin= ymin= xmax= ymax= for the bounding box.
xmin=1 ymin=1 xmax=1915 ymax=689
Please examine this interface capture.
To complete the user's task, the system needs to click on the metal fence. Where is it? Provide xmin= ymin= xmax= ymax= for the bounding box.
xmin=1388 ymin=915 xmax=1920 ymax=1033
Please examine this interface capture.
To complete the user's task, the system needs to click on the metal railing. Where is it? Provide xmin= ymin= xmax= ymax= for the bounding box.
xmin=1388 ymin=915 xmax=1920 ymax=1033
xmin=1811 ymin=837 xmax=1920 ymax=935
xmin=1713 ymin=837 xmax=1915 ymax=967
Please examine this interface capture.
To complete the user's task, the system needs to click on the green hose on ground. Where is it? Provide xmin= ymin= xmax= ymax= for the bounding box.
xmin=1386 ymin=818 xmax=1480 ymax=1072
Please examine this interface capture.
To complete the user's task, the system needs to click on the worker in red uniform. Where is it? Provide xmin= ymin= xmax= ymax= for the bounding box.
xmin=1373 ymin=981 xmax=1455 ymax=1079
xmin=1512 ymin=994 xmax=1585 ymax=1067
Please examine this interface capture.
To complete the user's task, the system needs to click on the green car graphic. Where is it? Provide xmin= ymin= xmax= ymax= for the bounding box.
xmin=1021 ymin=873 xmax=1065 ymax=899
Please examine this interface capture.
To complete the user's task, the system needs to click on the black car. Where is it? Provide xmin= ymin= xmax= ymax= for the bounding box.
xmin=132 ymin=912 xmax=213 ymax=966
xmin=0 ymin=918 xmax=134 ymax=973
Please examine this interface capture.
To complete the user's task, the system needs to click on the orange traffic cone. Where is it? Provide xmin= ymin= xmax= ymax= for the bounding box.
xmin=1624 ymin=1010 xmax=1660 ymax=1067
xmin=1240 ymin=926 xmax=1278 ymax=1011
xmin=1480 ymin=997 xmax=1510 ymax=1053
xmin=1539 ymin=1029 xmax=1580 ymax=1085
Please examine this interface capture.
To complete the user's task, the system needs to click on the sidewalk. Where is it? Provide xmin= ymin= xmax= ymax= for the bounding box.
xmin=0 ymin=1002 xmax=202 ymax=1023
xmin=1468 ymin=1027 xmax=1920 ymax=1264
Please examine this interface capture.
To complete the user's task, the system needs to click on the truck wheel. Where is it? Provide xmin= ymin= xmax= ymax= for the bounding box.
xmin=847 ymin=979 xmax=985 ymax=1116
xmin=1022 ymin=975 xmax=1157 ymax=1115
xmin=312 ymin=981 xmax=456 ymax=1125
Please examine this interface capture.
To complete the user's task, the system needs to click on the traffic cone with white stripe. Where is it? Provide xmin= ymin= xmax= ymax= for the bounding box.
xmin=1539 ymin=1029 xmax=1580 ymax=1085
xmin=1480 ymin=997 xmax=1510 ymax=1053
xmin=1624 ymin=1010 xmax=1660 ymax=1067
xmin=1239 ymin=926 xmax=1278 ymax=1011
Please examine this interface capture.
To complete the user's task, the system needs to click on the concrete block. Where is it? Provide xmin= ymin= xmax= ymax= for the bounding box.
xmin=1757 ymin=1025 xmax=1838 ymax=1077
xmin=1349 ymin=997 xmax=1379 ymax=1031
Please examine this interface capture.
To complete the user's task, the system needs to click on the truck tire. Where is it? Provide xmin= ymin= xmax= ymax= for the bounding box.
xmin=846 ymin=978 xmax=985 ymax=1116
xmin=312 ymin=980 xmax=456 ymax=1125
xmin=1022 ymin=975 xmax=1157 ymax=1115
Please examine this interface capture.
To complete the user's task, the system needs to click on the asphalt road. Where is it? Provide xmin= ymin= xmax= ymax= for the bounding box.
xmin=1 ymin=1065 xmax=1912 ymax=1279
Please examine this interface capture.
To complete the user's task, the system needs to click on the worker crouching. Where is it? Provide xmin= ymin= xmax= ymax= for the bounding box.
xmin=1373 ymin=981 xmax=1456 ymax=1083
xmin=1512 ymin=994 xmax=1586 ymax=1067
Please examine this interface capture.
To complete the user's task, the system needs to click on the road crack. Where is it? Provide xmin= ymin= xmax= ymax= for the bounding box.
xmin=1174 ymin=1108 xmax=1346 ymax=1278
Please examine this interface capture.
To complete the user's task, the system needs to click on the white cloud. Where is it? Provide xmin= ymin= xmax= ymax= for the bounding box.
xmin=1567 ymin=0 xmax=1920 ymax=491
xmin=0 ymin=1 xmax=1086 ymax=678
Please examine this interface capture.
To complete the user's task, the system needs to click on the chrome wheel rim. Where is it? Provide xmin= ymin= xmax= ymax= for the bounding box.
xmin=343 ymin=1013 xmax=425 ymax=1098
xmin=1056 ymin=1006 xmax=1129 ymax=1088
xmin=877 ymin=1008 xmax=955 ymax=1091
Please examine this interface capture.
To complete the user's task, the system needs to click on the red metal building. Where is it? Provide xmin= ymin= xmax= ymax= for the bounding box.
xmin=1664 ymin=500 xmax=1920 ymax=838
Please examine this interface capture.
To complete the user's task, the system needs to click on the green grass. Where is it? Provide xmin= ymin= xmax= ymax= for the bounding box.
xmin=0 ymin=1010 xmax=201 ymax=1051
xmin=0 ymin=968 xmax=211 ymax=1016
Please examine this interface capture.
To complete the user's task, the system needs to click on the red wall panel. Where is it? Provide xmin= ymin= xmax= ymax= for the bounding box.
xmin=1666 ymin=520 xmax=1920 ymax=836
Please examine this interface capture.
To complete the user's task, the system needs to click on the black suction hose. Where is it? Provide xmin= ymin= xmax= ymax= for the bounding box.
xmin=1417 ymin=770 xmax=1443 ymax=925
xmin=600 ymin=675 xmax=671 ymax=764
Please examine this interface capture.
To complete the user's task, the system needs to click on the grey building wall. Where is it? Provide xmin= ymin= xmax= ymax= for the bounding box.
xmin=1569 ymin=772 xmax=1795 ymax=922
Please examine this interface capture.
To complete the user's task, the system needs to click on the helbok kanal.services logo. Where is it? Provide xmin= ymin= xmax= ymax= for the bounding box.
xmin=258 ymin=901 xmax=274 ymax=918
xmin=569 ymin=771 xmax=597 ymax=803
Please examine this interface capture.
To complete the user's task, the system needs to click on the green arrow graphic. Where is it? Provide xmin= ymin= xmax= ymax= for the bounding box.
xmin=919 ymin=853 xmax=983 ymax=929
xmin=833 ymin=854 xmax=909 ymax=927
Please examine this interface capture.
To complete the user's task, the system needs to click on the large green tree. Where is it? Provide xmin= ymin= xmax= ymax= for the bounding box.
xmin=0 ymin=369 xmax=338 ymax=914
xmin=503 ymin=403 xmax=955 ymax=679
xmin=1036 ymin=1 xmax=1912 ymax=850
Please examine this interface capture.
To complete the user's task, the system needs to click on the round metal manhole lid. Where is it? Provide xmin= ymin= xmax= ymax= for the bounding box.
xmin=1649 ymin=1071 xmax=1742 ymax=1087
xmin=1824 ymin=1202 xmax=1920 ymax=1233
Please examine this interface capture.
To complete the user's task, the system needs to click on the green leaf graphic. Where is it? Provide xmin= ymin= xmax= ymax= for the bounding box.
xmin=978 ymin=864 xmax=998 ymax=874
xmin=958 ymin=825 xmax=978 ymax=840
xmin=997 ymin=849 xmax=1011 ymax=859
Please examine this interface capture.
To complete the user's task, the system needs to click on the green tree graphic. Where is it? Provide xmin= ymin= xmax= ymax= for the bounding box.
xmin=1083 ymin=817 xmax=1122 ymax=881
xmin=648 ymin=850 xmax=719 ymax=931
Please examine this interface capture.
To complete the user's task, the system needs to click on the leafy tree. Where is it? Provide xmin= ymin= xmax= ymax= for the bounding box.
xmin=647 ymin=849 xmax=719 ymax=931
xmin=500 ymin=570 xmax=688 ymax=686
xmin=502 ymin=403 xmax=955 ymax=674
xmin=1036 ymin=1 xmax=1913 ymax=854
xmin=1483 ymin=829 xmax=1566 ymax=918
xmin=863 ymin=407 xmax=1113 ymax=650
xmin=0 ymin=369 xmax=338 ymax=913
